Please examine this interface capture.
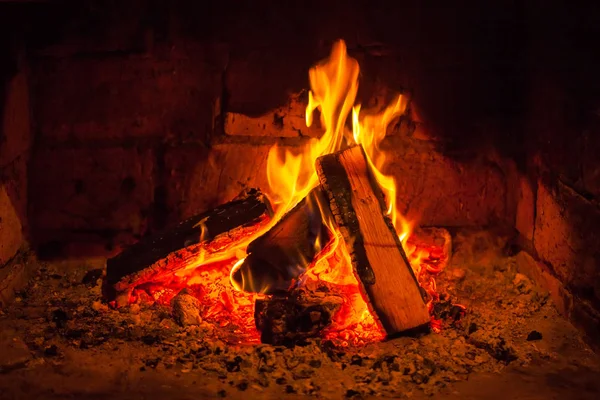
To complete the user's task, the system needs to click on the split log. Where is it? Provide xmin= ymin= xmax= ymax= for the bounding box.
xmin=231 ymin=187 xmax=331 ymax=294
xmin=255 ymin=287 xmax=343 ymax=345
xmin=104 ymin=188 xmax=273 ymax=306
xmin=315 ymin=145 xmax=430 ymax=335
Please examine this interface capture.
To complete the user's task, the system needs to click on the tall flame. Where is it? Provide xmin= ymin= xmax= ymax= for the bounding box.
xmin=266 ymin=39 xmax=414 ymax=249
xmin=265 ymin=40 xmax=359 ymax=219
xmin=352 ymin=97 xmax=415 ymax=246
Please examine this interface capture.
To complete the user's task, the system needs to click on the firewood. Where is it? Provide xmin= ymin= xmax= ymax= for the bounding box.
xmin=231 ymin=187 xmax=331 ymax=294
xmin=315 ymin=145 xmax=430 ymax=335
xmin=104 ymin=188 xmax=273 ymax=306
xmin=255 ymin=287 xmax=344 ymax=345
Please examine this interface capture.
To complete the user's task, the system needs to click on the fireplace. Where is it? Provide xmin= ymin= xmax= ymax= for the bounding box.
xmin=1 ymin=0 xmax=600 ymax=398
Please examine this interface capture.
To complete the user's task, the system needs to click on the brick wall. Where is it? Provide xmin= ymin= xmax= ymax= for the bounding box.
xmin=0 ymin=27 xmax=32 ymax=306
xmin=24 ymin=1 xmax=516 ymax=258
xmin=29 ymin=44 xmax=225 ymax=256
xmin=512 ymin=1 xmax=600 ymax=347
xmin=1 ymin=61 xmax=30 ymax=266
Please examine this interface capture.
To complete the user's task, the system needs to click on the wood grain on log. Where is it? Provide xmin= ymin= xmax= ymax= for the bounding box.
xmin=104 ymin=189 xmax=273 ymax=305
xmin=315 ymin=145 xmax=430 ymax=335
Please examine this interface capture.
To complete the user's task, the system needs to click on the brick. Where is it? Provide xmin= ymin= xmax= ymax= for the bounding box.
xmin=165 ymin=135 xmax=506 ymax=228
xmin=0 ymin=185 xmax=22 ymax=266
xmin=33 ymin=51 xmax=221 ymax=143
xmin=515 ymin=175 xmax=535 ymax=242
xmin=29 ymin=146 xmax=154 ymax=238
xmin=515 ymin=251 xmax=572 ymax=317
xmin=528 ymin=75 xmax=600 ymax=199
xmin=165 ymin=140 xmax=277 ymax=220
xmin=571 ymin=299 xmax=600 ymax=349
xmin=0 ymin=154 xmax=28 ymax=236
xmin=224 ymin=92 xmax=321 ymax=138
xmin=581 ymin=121 xmax=600 ymax=198
xmin=382 ymin=137 xmax=507 ymax=226
xmin=225 ymin=46 xmax=314 ymax=116
xmin=534 ymin=180 xmax=600 ymax=308
xmin=1 ymin=71 xmax=31 ymax=167
xmin=33 ymin=230 xmax=139 ymax=260
xmin=514 ymin=251 xmax=600 ymax=349
xmin=224 ymin=86 xmax=418 ymax=140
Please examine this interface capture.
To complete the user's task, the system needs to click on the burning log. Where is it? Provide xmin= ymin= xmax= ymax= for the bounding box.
xmin=315 ymin=145 xmax=430 ymax=336
xmin=104 ymin=188 xmax=273 ymax=306
xmin=255 ymin=286 xmax=344 ymax=346
xmin=231 ymin=187 xmax=331 ymax=294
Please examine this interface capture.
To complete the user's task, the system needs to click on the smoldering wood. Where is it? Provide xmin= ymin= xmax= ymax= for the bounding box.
xmin=315 ymin=145 xmax=430 ymax=336
xmin=104 ymin=188 xmax=273 ymax=306
xmin=408 ymin=227 xmax=453 ymax=272
xmin=255 ymin=288 xmax=343 ymax=346
xmin=231 ymin=187 xmax=331 ymax=294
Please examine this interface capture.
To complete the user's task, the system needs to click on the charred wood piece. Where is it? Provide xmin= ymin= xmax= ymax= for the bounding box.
xmin=231 ymin=187 xmax=331 ymax=294
xmin=104 ymin=188 xmax=273 ymax=306
xmin=255 ymin=289 xmax=343 ymax=346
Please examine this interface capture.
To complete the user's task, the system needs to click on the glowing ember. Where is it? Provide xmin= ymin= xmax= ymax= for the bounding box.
xmin=127 ymin=39 xmax=459 ymax=345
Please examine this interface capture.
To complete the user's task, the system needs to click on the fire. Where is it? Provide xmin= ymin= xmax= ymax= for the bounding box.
xmin=265 ymin=40 xmax=359 ymax=220
xmin=257 ymin=40 xmax=450 ymax=344
xmin=133 ymin=39 xmax=455 ymax=345
xmin=267 ymin=41 xmax=414 ymax=251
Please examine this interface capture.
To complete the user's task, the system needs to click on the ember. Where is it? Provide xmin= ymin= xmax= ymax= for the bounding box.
xmin=104 ymin=40 xmax=462 ymax=345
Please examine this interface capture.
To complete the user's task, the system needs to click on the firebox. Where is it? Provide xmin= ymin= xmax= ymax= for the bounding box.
xmin=1 ymin=1 xmax=600 ymax=399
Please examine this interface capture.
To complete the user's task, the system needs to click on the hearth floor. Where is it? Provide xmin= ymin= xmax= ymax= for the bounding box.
xmin=1 ymin=229 xmax=599 ymax=399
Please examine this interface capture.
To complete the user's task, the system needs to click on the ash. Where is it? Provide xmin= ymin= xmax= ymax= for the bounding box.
xmin=1 ymin=229 xmax=599 ymax=399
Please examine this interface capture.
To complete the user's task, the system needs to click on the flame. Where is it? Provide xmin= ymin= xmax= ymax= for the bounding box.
xmin=260 ymin=40 xmax=417 ymax=344
xmin=122 ymin=39 xmax=457 ymax=346
xmin=352 ymin=96 xmax=414 ymax=246
xmin=265 ymin=40 xmax=359 ymax=221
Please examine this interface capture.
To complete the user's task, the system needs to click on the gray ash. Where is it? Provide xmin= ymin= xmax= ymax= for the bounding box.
xmin=0 ymin=230 xmax=598 ymax=399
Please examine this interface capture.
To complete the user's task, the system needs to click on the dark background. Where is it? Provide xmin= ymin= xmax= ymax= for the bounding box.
xmin=2 ymin=0 xmax=600 ymax=165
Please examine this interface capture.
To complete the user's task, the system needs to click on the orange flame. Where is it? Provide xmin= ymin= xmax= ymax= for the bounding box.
xmin=266 ymin=41 xmax=416 ymax=255
xmin=265 ymin=40 xmax=359 ymax=220
xmin=131 ymin=39 xmax=455 ymax=345
xmin=265 ymin=40 xmax=416 ymax=263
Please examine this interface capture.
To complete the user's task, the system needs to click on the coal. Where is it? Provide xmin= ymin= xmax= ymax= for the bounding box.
xmin=527 ymin=330 xmax=543 ymax=341
xmin=254 ymin=292 xmax=343 ymax=346
xmin=81 ymin=269 xmax=103 ymax=286
xmin=44 ymin=345 xmax=58 ymax=357
xmin=350 ymin=355 xmax=363 ymax=366
xmin=51 ymin=309 xmax=68 ymax=328
xmin=468 ymin=322 xmax=478 ymax=334
xmin=171 ymin=292 xmax=202 ymax=327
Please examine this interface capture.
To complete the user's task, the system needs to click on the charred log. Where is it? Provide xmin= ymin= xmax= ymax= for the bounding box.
xmin=104 ymin=188 xmax=273 ymax=306
xmin=231 ymin=187 xmax=331 ymax=294
xmin=255 ymin=287 xmax=343 ymax=346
